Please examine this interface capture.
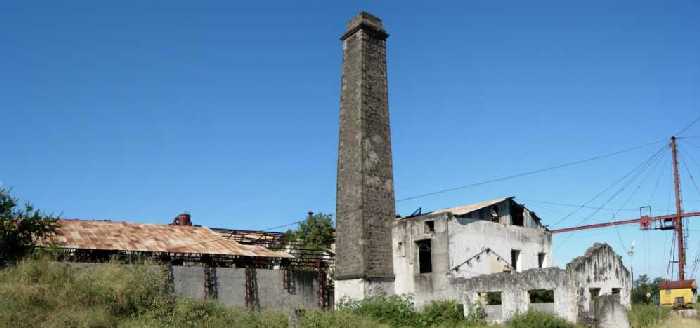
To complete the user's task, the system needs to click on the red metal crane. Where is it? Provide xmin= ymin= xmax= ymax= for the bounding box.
xmin=551 ymin=136 xmax=698 ymax=282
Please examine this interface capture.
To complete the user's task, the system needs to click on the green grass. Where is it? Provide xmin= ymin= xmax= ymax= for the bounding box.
xmin=506 ymin=311 xmax=581 ymax=328
xmin=627 ymin=304 xmax=671 ymax=328
xmin=0 ymin=258 xmax=287 ymax=328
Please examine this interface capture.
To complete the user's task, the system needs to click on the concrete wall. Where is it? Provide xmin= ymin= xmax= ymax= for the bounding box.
xmin=217 ymin=267 xmax=247 ymax=307
xmin=65 ymin=262 xmax=329 ymax=310
xmin=566 ymin=243 xmax=632 ymax=323
xmin=595 ymin=295 xmax=631 ymax=328
xmin=459 ymin=268 xmax=578 ymax=324
xmin=458 ymin=243 xmax=632 ymax=325
xmin=177 ymin=266 xmax=327 ymax=310
xmin=173 ymin=265 xmax=206 ymax=300
xmin=393 ymin=210 xmax=552 ymax=307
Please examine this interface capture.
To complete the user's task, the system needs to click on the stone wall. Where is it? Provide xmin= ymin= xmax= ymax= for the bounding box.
xmin=335 ymin=11 xmax=395 ymax=287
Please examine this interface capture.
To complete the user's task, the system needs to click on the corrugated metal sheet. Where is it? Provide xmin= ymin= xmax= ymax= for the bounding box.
xmin=430 ymin=197 xmax=512 ymax=216
xmin=659 ymin=279 xmax=697 ymax=290
xmin=38 ymin=219 xmax=291 ymax=258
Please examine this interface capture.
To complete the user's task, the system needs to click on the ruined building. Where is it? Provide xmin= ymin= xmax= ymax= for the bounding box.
xmin=393 ymin=197 xmax=552 ymax=306
xmin=40 ymin=214 xmax=334 ymax=310
xmin=334 ymin=12 xmax=632 ymax=326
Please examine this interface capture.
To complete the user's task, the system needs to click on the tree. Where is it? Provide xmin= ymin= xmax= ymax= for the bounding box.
xmin=0 ymin=188 xmax=57 ymax=263
xmin=284 ymin=212 xmax=334 ymax=250
xmin=631 ymin=274 xmax=664 ymax=304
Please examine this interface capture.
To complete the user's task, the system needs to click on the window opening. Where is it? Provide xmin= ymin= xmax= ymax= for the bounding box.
xmin=417 ymin=239 xmax=432 ymax=273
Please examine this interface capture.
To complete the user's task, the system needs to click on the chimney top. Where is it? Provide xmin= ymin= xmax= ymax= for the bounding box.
xmin=172 ymin=213 xmax=192 ymax=226
xmin=341 ymin=11 xmax=388 ymax=41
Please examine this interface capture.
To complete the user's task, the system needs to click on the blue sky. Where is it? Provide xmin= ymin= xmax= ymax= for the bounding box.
xmin=2 ymin=1 xmax=699 ymax=279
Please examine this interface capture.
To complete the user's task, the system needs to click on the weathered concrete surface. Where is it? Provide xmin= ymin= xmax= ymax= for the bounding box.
xmin=335 ymin=11 xmax=395 ymax=302
xmin=460 ymin=243 xmax=631 ymax=325
xmin=173 ymin=265 xmax=206 ymax=300
xmin=567 ymin=243 xmax=632 ymax=323
xmin=594 ymin=295 xmax=630 ymax=328
xmin=216 ymin=267 xmax=246 ymax=307
xmin=335 ymin=278 xmax=395 ymax=303
xmin=460 ymin=268 xmax=577 ymax=324
xmin=393 ymin=198 xmax=552 ymax=307
xmin=257 ymin=269 xmax=319 ymax=310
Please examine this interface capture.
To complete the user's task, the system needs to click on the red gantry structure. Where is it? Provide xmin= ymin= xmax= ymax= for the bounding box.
xmin=551 ymin=136 xmax=699 ymax=299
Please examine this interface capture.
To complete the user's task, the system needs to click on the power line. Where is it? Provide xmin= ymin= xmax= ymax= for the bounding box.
xmin=173 ymin=141 xmax=667 ymax=250
xmin=550 ymin=145 xmax=666 ymax=228
xmin=263 ymin=139 xmax=665 ymax=232
xmin=553 ymin=146 xmax=666 ymax=252
xmin=521 ymin=199 xmax=639 ymax=212
xmin=679 ymin=150 xmax=700 ymax=200
xmin=676 ymin=115 xmax=700 ymax=136
xmin=397 ymin=139 xmax=665 ymax=202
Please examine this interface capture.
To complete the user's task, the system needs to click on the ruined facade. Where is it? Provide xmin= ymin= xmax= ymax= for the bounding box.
xmin=335 ymin=12 xmax=396 ymax=301
xmin=393 ymin=197 xmax=552 ymax=306
xmin=460 ymin=243 xmax=631 ymax=325
xmin=40 ymin=217 xmax=334 ymax=310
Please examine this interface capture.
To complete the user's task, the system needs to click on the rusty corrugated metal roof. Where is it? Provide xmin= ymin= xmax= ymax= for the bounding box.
xmin=38 ymin=219 xmax=291 ymax=258
xmin=659 ymin=279 xmax=697 ymax=290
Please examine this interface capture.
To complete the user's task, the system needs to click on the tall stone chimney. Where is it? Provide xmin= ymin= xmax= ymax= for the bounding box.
xmin=335 ymin=11 xmax=395 ymax=301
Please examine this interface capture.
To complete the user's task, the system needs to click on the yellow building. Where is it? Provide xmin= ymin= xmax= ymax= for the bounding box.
xmin=659 ymin=280 xmax=697 ymax=307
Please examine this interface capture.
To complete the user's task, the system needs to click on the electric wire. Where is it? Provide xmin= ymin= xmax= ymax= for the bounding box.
xmin=676 ymin=114 xmax=700 ymax=136
xmin=167 ymin=140 xmax=666 ymax=250
xmin=520 ymin=199 xmax=639 ymax=212
xmin=553 ymin=146 xmax=667 ymax=252
xmin=680 ymin=149 xmax=700 ymax=199
xmin=396 ymin=139 xmax=665 ymax=202
xmin=550 ymin=145 xmax=666 ymax=228
xmin=610 ymin=149 xmax=666 ymax=252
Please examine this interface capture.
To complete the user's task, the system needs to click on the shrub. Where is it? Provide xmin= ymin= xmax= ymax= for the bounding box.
xmin=418 ymin=299 xmax=464 ymax=327
xmin=337 ymin=294 xmax=419 ymax=327
xmin=506 ymin=311 xmax=578 ymax=328
xmin=301 ymin=309 xmax=389 ymax=328
xmin=627 ymin=304 xmax=670 ymax=328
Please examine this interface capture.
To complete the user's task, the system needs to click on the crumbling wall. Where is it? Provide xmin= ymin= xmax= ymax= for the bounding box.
xmin=594 ymin=295 xmax=630 ymax=328
xmin=566 ymin=243 xmax=631 ymax=323
xmin=457 ymin=243 xmax=631 ymax=325
xmin=459 ymin=268 xmax=577 ymax=324
xmin=393 ymin=213 xmax=454 ymax=306
xmin=393 ymin=212 xmax=552 ymax=308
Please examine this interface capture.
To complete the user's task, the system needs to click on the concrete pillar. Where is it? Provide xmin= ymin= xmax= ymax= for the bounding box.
xmin=335 ymin=11 xmax=395 ymax=302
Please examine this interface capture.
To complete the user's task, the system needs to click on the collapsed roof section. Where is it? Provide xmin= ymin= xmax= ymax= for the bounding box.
xmin=404 ymin=197 xmax=546 ymax=230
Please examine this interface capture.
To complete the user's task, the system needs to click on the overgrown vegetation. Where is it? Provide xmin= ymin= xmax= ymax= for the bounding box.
xmin=506 ymin=311 xmax=579 ymax=328
xmin=284 ymin=212 xmax=334 ymax=250
xmin=0 ymin=188 xmax=57 ymax=264
xmin=627 ymin=304 xmax=670 ymax=328
xmin=4 ymin=256 xmax=689 ymax=328
xmin=631 ymin=274 xmax=665 ymax=305
xmin=0 ymin=257 xmax=288 ymax=328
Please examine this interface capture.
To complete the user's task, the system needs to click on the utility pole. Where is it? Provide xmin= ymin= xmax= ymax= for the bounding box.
xmin=671 ymin=136 xmax=686 ymax=281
